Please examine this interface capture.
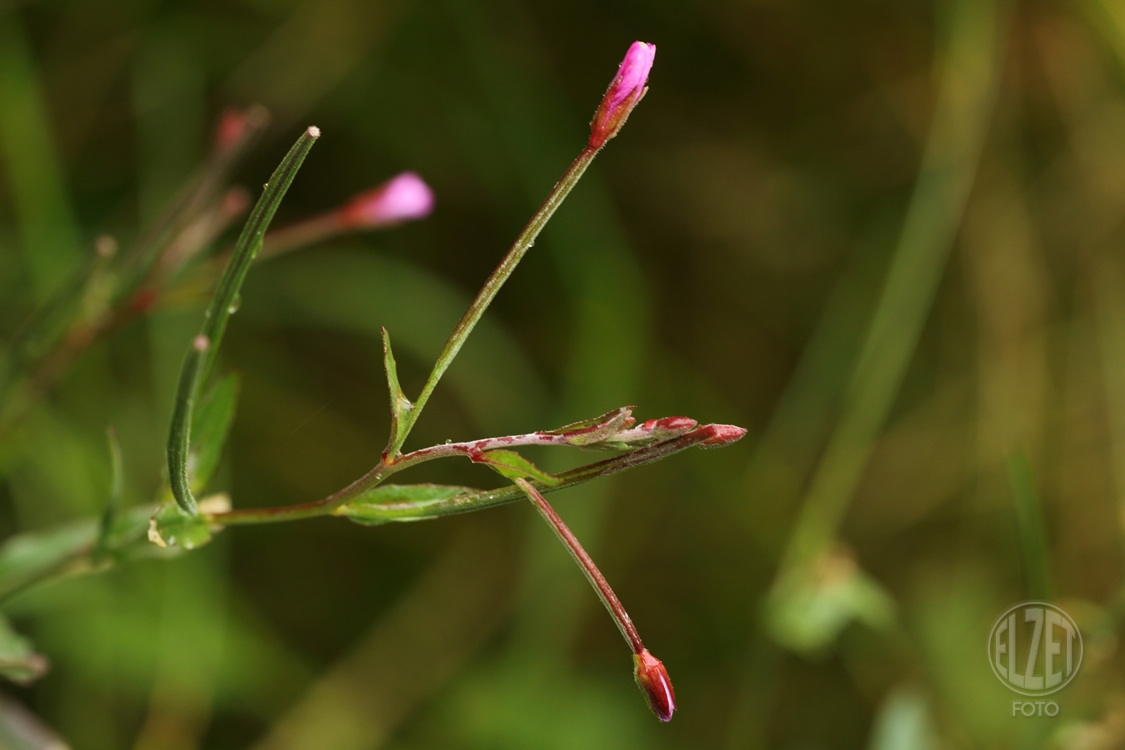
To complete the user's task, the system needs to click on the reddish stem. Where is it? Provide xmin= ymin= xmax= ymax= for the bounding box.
xmin=513 ymin=477 xmax=644 ymax=654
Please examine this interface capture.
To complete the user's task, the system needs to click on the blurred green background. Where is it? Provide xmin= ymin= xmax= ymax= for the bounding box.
xmin=1 ymin=0 xmax=1124 ymax=747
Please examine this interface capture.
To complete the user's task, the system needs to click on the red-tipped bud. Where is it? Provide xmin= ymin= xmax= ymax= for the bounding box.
xmin=589 ymin=41 xmax=656 ymax=149
xmin=698 ymin=424 xmax=748 ymax=447
xmin=339 ymin=172 xmax=434 ymax=229
xmin=633 ymin=649 xmax=676 ymax=722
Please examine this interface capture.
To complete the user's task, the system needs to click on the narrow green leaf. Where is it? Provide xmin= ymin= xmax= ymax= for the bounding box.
xmin=475 ymin=450 xmax=560 ymax=487
xmin=148 ymin=502 xmax=214 ymax=550
xmin=0 ymin=505 xmax=165 ymax=603
xmin=381 ymin=327 xmax=414 ymax=456
xmin=167 ymin=126 xmax=320 ymax=515
xmin=190 ymin=373 xmax=239 ymax=493
xmin=0 ymin=615 xmax=47 ymax=685
xmin=337 ymin=483 xmax=479 ymax=526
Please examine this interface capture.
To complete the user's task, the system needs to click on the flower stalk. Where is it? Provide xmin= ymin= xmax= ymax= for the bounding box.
xmin=389 ymin=146 xmax=599 ymax=456
xmin=206 ymin=418 xmax=746 ymax=526
xmin=257 ymin=171 xmax=434 ymax=262
xmin=387 ymin=41 xmax=657 ymax=457
xmin=513 ymin=477 xmax=676 ymax=722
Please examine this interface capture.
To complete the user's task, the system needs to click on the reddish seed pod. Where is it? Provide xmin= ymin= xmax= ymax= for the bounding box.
xmin=633 ymin=649 xmax=676 ymax=722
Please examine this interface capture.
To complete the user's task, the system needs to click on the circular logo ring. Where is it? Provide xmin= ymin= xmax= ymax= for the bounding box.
xmin=987 ymin=601 xmax=1082 ymax=697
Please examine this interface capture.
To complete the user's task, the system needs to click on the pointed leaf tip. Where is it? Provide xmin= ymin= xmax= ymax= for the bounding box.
xmin=382 ymin=328 xmax=415 ymax=456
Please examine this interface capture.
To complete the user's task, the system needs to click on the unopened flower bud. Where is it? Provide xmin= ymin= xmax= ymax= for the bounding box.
xmin=640 ymin=416 xmax=698 ymax=439
xmin=339 ymin=172 xmax=434 ymax=229
xmin=589 ymin=41 xmax=656 ymax=149
xmin=633 ymin=649 xmax=676 ymax=722
xmin=698 ymin=424 xmax=747 ymax=447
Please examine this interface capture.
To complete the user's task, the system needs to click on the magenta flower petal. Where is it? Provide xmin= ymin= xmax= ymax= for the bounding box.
xmin=341 ymin=172 xmax=435 ymax=228
xmin=590 ymin=41 xmax=656 ymax=148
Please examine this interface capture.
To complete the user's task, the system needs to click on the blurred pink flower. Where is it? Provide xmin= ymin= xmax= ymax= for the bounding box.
xmin=590 ymin=41 xmax=656 ymax=149
xmin=213 ymin=105 xmax=270 ymax=154
xmin=340 ymin=172 xmax=434 ymax=228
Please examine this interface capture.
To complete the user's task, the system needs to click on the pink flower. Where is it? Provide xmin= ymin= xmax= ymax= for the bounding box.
xmin=340 ymin=172 xmax=435 ymax=228
xmin=589 ymin=41 xmax=656 ymax=149
xmin=633 ymin=649 xmax=676 ymax=722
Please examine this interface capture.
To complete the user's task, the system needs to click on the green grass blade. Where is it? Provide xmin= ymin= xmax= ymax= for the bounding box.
xmin=167 ymin=126 xmax=320 ymax=514
xmin=1007 ymin=451 xmax=1053 ymax=601
xmin=777 ymin=0 xmax=1008 ymax=573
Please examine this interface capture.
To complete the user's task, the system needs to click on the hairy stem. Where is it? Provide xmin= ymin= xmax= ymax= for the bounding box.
xmin=207 ymin=425 xmax=724 ymax=526
xmin=514 ymin=477 xmax=643 ymax=653
xmin=391 ymin=145 xmax=601 ymax=455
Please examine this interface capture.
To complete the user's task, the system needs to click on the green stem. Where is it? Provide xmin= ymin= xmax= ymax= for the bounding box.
xmin=167 ymin=127 xmax=320 ymax=515
xmin=390 ymin=145 xmax=601 ymax=456
xmin=208 ymin=426 xmax=719 ymax=526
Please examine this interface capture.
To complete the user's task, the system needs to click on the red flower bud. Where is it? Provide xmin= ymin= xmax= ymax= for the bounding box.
xmin=633 ymin=649 xmax=676 ymax=722
xmin=698 ymin=424 xmax=747 ymax=447
xmin=589 ymin=41 xmax=655 ymax=149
